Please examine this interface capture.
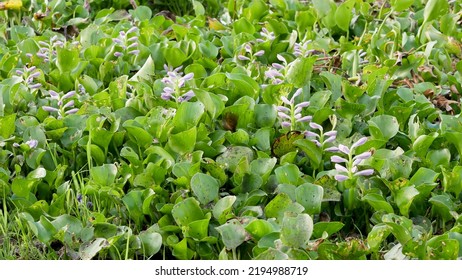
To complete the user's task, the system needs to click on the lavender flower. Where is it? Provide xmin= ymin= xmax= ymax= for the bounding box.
xmin=37 ymin=35 xmax=64 ymax=63
xmin=161 ymin=64 xmax=195 ymax=103
xmin=330 ymin=137 xmax=374 ymax=182
xmin=42 ymin=89 xmax=79 ymax=118
xmin=276 ymin=88 xmax=312 ymax=130
xmin=16 ymin=66 xmax=42 ymax=91
xmin=304 ymin=122 xmax=337 ymax=151
xmin=262 ymin=54 xmax=289 ymax=87
xmin=13 ymin=139 xmax=38 ymax=150
xmin=113 ymin=26 xmax=140 ymax=58
xmin=256 ymin=27 xmax=275 ymax=43
xmin=293 ymin=40 xmax=314 ymax=57
xmin=236 ymin=43 xmax=265 ymax=63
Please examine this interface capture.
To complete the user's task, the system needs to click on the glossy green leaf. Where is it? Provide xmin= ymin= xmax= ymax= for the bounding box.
xmin=295 ymin=183 xmax=323 ymax=215
xmin=216 ymin=219 xmax=247 ymax=250
xmin=280 ymin=212 xmax=313 ymax=249
xmin=191 ymin=173 xmax=219 ymax=205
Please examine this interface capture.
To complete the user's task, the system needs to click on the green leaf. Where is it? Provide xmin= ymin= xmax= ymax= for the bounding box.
xmin=0 ymin=114 xmax=15 ymax=138
xmin=274 ymin=164 xmax=301 ymax=185
xmin=442 ymin=166 xmax=462 ymax=195
xmin=216 ymin=146 xmax=254 ymax=173
xmin=335 ymin=0 xmax=354 ymax=31
xmin=390 ymin=0 xmax=414 ymax=12
xmin=280 ymin=212 xmax=313 ymax=248
xmin=295 ymin=183 xmax=323 ymax=215
xmin=264 ymin=193 xmax=293 ymax=219
xmin=245 ymin=219 xmax=274 ymax=240
xmin=429 ymin=194 xmax=456 ymax=222
xmin=191 ymin=173 xmax=219 ymax=205
xmin=312 ymin=222 xmax=344 ymax=239
xmin=167 ymin=127 xmax=197 ymax=155
xmin=79 ymin=238 xmax=110 ymax=260
xmin=172 ymin=101 xmax=205 ymax=133
xmin=254 ymin=104 xmax=277 ymax=128
xmin=272 ymin=131 xmax=304 ymax=158
xmin=362 ymin=193 xmax=394 ymax=214
xmin=139 ymin=231 xmax=162 ymax=258
xmin=294 ymin=139 xmax=322 ymax=169
xmin=368 ymin=115 xmax=399 ymax=141
xmin=233 ymin=17 xmax=255 ymax=34
xmin=122 ymin=190 xmax=144 ymax=226
xmin=409 ymin=167 xmax=439 ymax=186
xmin=412 ymin=132 xmax=438 ymax=158
xmin=187 ymin=218 xmax=210 ymax=240
xmin=367 ymin=224 xmax=391 ymax=252
xmin=382 ymin=214 xmax=413 ymax=245
xmin=57 ymin=47 xmax=80 ymax=73
xmin=213 ymin=196 xmax=236 ymax=224
xmin=171 ymin=197 xmax=204 ymax=226
xmin=424 ymin=0 xmax=449 ymax=23
xmin=91 ymin=164 xmax=117 ymax=186
xmin=164 ymin=47 xmax=188 ymax=67
xmin=286 ymin=57 xmax=316 ymax=88
xmin=394 ymin=186 xmax=419 ymax=217
xmin=131 ymin=5 xmax=152 ymax=21
xmin=216 ymin=219 xmax=247 ymax=250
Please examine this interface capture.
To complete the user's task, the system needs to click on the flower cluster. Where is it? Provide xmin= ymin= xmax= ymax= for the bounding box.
xmin=42 ymin=90 xmax=79 ymax=118
xmin=263 ymin=54 xmax=288 ymax=86
xmin=113 ymin=26 xmax=140 ymax=58
xmin=293 ymin=40 xmax=315 ymax=57
xmin=237 ymin=43 xmax=265 ymax=62
xmin=305 ymin=122 xmax=337 ymax=151
xmin=256 ymin=27 xmax=275 ymax=43
xmin=276 ymin=88 xmax=312 ymax=130
xmin=37 ymin=35 xmax=64 ymax=63
xmin=16 ymin=66 xmax=41 ymax=91
xmin=161 ymin=65 xmax=195 ymax=103
xmin=330 ymin=137 xmax=374 ymax=182
xmin=13 ymin=139 xmax=38 ymax=150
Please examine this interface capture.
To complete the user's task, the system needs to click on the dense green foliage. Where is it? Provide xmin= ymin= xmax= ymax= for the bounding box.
xmin=1 ymin=0 xmax=462 ymax=260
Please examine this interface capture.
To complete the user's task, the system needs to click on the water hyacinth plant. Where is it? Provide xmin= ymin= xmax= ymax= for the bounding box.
xmin=276 ymin=88 xmax=312 ymax=130
xmin=0 ymin=0 xmax=461 ymax=262
xmin=330 ymin=137 xmax=375 ymax=182
xmin=42 ymin=90 xmax=79 ymax=118
xmin=161 ymin=65 xmax=195 ymax=103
